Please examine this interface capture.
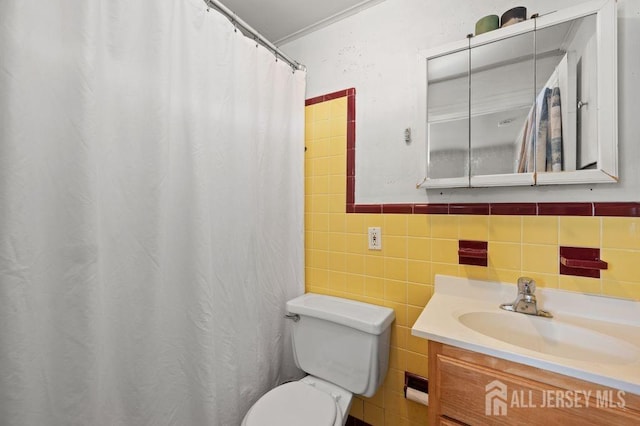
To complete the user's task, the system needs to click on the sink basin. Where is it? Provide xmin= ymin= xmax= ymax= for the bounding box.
xmin=458 ymin=311 xmax=640 ymax=365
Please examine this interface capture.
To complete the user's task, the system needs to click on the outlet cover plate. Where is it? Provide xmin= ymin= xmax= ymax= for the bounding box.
xmin=368 ymin=227 xmax=382 ymax=250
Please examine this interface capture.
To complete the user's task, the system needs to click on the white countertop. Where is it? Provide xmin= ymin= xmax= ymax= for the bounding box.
xmin=411 ymin=275 xmax=640 ymax=395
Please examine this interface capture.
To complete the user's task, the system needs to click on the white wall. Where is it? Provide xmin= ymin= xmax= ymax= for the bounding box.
xmin=282 ymin=0 xmax=640 ymax=203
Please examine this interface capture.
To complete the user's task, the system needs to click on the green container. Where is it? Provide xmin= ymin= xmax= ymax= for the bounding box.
xmin=475 ymin=14 xmax=499 ymax=35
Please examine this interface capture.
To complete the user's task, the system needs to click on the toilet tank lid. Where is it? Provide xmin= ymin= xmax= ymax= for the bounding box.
xmin=287 ymin=293 xmax=395 ymax=335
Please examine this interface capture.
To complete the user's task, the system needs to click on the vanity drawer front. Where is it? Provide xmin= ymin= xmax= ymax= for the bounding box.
xmin=437 ymin=415 xmax=467 ymax=426
xmin=431 ymin=342 xmax=640 ymax=425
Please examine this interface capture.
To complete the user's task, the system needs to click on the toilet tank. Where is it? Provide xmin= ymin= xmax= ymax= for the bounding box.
xmin=286 ymin=294 xmax=395 ymax=397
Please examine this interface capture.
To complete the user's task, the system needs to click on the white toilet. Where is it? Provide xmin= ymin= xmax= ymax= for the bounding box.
xmin=242 ymin=293 xmax=395 ymax=426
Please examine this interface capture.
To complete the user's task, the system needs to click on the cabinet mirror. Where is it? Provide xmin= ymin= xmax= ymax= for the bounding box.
xmin=470 ymin=30 xmax=535 ymax=186
xmin=427 ymin=49 xmax=469 ymax=186
xmin=420 ymin=0 xmax=617 ymax=189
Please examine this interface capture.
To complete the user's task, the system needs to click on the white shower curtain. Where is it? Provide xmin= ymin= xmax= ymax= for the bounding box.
xmin=0 ymin=1 xmax=305 ymax=425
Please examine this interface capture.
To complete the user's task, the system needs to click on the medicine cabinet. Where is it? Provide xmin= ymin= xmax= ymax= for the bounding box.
xmin=419 ymin=0 xmax=617 ymax=189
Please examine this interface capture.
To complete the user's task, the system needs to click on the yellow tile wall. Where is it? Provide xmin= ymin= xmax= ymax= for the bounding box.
xmin=304 ymin=96 xmax=640 ymax=426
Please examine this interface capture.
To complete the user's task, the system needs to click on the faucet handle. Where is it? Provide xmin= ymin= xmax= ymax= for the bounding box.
xmin=517 ymin=277 xmax=536 ymax=294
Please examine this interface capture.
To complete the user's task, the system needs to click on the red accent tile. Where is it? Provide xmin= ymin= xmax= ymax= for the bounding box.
xmin=382 ymin=204 xmax=414 ymax=214
xmin=346 ymin=121 xmax=356 ymax=150
xmin=346 ymin=177 xmax=355 ymax=204
xmin=347 ymin=149 xmax=356 ymax=177
xmin=414 ymin=204 xmax=449 ymax=214
xmin=404 ymin=372 xmax=429 ymax=396
xmin=324 ymin=89 xmax=352 ymax=102
xmin=559 ymin=246 xmax=606 ymax=279
xmin=594 ymin=202 xmax=640 ymax=217
xmin=346 ymin=203 xmax=356 ymax=213
xmin=305 ymin=95 xmax=325 ymax=106
xmin=537 ymin=203 xmax=593 ymax=216
xmin=450 ymin=203 xmax=489 ymax=215
xmin=347 ymin=96 xmax=356 ymax=123
xmin=305 ymin=89 xmax=353 ymax=106
xmin=458 ymin=256 xmax=489 ymax=267
xmin=354 ymin=204 xmax=383 ymax=214
xmin=459 ymin=240 xmax=488 ymax=267
xmin=560 ymin=256 xmax=608 ymax=270
xmin=490 ymin=203 xmax=537 ymax=215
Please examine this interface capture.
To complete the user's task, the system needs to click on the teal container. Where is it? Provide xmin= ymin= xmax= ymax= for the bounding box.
xmin=475 ymin=14 xmax=499 ymax=35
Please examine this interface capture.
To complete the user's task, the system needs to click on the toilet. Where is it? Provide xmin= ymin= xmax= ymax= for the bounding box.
xmin=242 ymin=293 xmax=395 ymax=426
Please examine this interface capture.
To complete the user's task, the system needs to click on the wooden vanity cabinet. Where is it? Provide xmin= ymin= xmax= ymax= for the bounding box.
xmin=428 ymin=341 xmax=640 ymax=425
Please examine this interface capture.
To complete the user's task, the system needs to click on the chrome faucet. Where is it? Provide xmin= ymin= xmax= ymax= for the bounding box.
xmin=500 ymin=277 xmax=552 ymax=318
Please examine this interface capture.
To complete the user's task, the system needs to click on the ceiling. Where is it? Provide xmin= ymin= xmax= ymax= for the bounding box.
xmin=218 ymin=0 xmax=386 ymax=45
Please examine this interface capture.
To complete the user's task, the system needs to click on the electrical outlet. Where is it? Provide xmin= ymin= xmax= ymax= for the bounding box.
xmin=368 ymin=227 xmax=382 ymax=250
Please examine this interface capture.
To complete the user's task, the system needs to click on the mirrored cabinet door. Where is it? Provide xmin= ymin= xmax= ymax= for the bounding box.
xmin=469 ymin=31 xmax=536 ymax=187
xmin=531 ymin=15 xmax=595 ymax=175
xmin=425 ymin=49 xmax=470 ymax=187
xmin=534 ymin=8 xmax=616 ymax=185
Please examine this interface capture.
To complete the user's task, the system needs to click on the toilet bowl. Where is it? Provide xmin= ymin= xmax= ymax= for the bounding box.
xmin=241 ymin=293 xmax=395 ymax=426
xmin=241 ymin=376 xmax=352 ymax=426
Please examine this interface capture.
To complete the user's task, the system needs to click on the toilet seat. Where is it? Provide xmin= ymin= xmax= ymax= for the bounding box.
xmin=244 ymin=381 xmax=341 ymax=426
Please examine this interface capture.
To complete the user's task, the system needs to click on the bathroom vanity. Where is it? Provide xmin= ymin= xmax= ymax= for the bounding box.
xmin=427 ymin=342 xmax=640 ymax=425
xmin=412 ymin=275 xmax=640 ymax=425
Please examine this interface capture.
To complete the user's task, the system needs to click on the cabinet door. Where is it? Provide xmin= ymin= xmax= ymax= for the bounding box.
xmin=469 ymin=30 xmax=536 ymax=187
xmin=425 ymin=48 xmax=470 ymax=188
xmin=534 ymin=4 xmax=618 ymax=185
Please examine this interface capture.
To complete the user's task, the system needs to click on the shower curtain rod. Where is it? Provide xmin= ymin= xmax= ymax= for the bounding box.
xmin=204 ymin=0 xmax=306 ymax=72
